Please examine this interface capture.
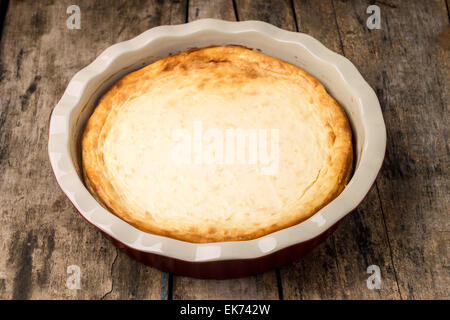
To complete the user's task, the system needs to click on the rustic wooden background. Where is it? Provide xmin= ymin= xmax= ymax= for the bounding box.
xmin=0 ymin=0 xmax=448 ymax=300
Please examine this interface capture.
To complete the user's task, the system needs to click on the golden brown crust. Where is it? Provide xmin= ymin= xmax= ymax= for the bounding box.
xmin=82 ymin=46 xmax=353 ymax=243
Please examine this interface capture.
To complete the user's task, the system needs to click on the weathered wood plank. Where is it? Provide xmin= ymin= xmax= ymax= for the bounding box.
xmin=234 ymin=0 xmax=297 ymax=31
xmin=173 ymin=274 xmax=280 ymax=299
xmin=279 ymin=0 xmax=401 ymax=299
xmin=171 ymin=0 xmax=280 ymax=300
xmin=329 ymin=0 xmax=449 ymax=299
xmin=0 ymin=0 xmax=186 ymax=300
xmin=188 ymin=0 xmax=236 ymax=21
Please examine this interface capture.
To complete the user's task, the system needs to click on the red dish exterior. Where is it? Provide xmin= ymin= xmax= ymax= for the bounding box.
xmin=102 ymin=222 xmax=340 ymax=279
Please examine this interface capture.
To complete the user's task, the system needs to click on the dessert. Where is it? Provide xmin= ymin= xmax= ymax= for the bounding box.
xmin=82 ymin=46 xmax=353 ymax=243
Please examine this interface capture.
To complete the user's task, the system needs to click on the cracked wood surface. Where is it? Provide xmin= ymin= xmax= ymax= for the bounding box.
xmin=0 ymin=0 xmax=448 ymax=300
xmin=0 ymin=0 xmax=186 ymax=300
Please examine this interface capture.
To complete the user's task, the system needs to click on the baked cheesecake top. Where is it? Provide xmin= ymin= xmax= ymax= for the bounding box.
xmin=82 ymin=46 xmax=353 ymax=243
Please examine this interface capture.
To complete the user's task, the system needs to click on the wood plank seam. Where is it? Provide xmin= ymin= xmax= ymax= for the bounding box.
xmin=445 ymin=0 xmax=450 ymax=22
xmin=290 ymin=0 xmax=299 ymax=32
xmin=276 ymin=269 xmax=284 ymax=300
xmin=185 ymin=0 xmax=190 ymax=24
xmin=330 ymin=0 xmax=345 ymax=56
xmin=160 ymin=272 xmax=170 ymax=300
xmin=232 ymin=0 xmax=240 ymax=21
xmin=375 ymin=183 xmax=403 ymax=299
xmin=168 ymin=273 xmax=173 ymax=300
xmin=0 ymin=0 xmax=9 ymax=44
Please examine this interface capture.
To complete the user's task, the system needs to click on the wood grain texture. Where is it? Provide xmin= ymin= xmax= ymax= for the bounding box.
xmin=173 ymin=275 xmax=279 ymax=300
xmin=171 ymin=0 xmax=280 ymax=300
xmin=330 ymin=0 xmax=449 ymax=299
xmin=279 ymin=0 xmax=401 ymax=300
xmin=234 ymin=0 xmax=297 ymax=31
xmin=0 ymin=0 xmax=187 ymax=300
xmin=0 ymin=0 xmax=447 ymax=300
xmin=188 ymin=0 xmax=236 ymax=21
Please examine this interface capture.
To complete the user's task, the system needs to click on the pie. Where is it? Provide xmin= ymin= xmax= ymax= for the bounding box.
xmin=82 ymin=46 xmax=353 ymax=243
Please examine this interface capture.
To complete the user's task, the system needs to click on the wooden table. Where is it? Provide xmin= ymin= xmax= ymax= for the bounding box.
xmin=0 ymin=0 xmax=448 ymax=300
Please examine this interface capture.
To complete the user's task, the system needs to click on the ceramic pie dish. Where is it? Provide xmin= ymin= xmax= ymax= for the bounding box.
xmin=48 ymin=19 xmax=386 ymax=279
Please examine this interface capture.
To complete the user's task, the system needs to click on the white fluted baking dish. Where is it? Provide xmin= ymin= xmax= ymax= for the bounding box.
xmin=48 ymin=19 xmax=386 ymax=278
